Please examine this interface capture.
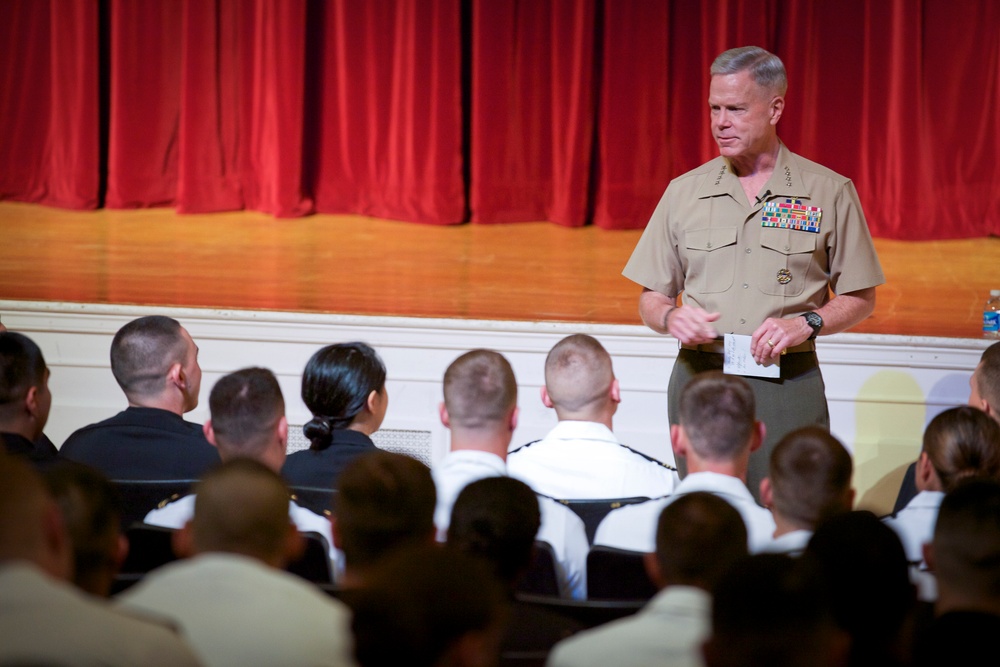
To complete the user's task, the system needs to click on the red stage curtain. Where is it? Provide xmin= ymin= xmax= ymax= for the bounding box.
xmin=1 ymin=0 xmax=999 ymax=237
xmin=0 ymin=0 xmax=100 ymax=209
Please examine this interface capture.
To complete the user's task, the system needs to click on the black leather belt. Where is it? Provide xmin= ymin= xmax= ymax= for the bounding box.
xmin=679 ymin=339 xmax=816 ymax=355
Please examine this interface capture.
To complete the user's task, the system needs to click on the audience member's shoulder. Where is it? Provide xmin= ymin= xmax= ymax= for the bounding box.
xmin=593 ymin=496 xmax=670 ymax=551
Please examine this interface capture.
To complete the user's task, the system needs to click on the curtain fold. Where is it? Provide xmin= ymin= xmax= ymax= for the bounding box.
xmin=0 ymin=0 xmax=99 ymax=208
xmin=1 ymin=0 xmax=999 ymax=238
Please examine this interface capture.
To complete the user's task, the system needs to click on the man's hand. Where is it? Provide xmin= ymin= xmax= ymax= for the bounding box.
xmin=749 ymin=287 xmax=877 ymax=364
xmin=751 ymin=317 xmax=811 ymax=364
xmin=638 ymin=289 xmax=720 ymax=344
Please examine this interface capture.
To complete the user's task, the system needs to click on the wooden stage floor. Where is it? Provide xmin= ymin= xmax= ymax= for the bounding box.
xmin=1 ymin=201 xmax=997 ymax=339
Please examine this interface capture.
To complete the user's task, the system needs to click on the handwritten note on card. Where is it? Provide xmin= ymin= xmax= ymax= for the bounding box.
xmin=723 ymin=334 xmax=780 ymax=379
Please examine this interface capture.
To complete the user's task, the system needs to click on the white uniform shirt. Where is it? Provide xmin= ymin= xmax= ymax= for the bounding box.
xmin=431 ymin=449 xmax=589 ymax=599
xmin=883 ymin=490 xmax=944 ymax=563
xmin=593 ymin=471 xmax=775 ymax=553
xmin=883 ymin=490 xmax=943 ymax=602
xmin=507 ymin=421 xmax=679 ymax=499
xmin=144 ymin=493 xmax=339 ymax=565
xmin=117 ymin=553 xmax=355 ymax=667
xmin=761 ymin=529 xmax=813 ymax=556
xmin=0 ymin=562 xmax=201 ymax=666
xmin=546 ymin=585 xmax=709 ymax=667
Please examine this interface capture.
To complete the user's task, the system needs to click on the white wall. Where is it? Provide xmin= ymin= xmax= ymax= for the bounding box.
xmin=2 ymin=300 xmax=990 ymax=513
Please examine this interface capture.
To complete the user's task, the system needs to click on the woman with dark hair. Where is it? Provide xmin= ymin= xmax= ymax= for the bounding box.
xmin=282 ymin=342 xmax=388 ymax=490
xmin=883 ymin=406 xmax=1000 ymax=600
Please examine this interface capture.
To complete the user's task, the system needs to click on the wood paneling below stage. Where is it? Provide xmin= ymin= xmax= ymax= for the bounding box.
xmin=0 ymin=202 xmax=997 ymax=339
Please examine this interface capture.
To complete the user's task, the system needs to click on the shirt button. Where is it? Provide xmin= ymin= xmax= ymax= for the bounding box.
xmin=740 ymin=318 xmax=746 ymax=324
xmin=706 ymin=242 xmax=713 ymax=248
xmin=742 ymin=283 xmax=749 ymax=289
xmin=745 ymin=247 xmax=752 ymax=254
xmin=783 ymin=245 xmax=791 ymax=251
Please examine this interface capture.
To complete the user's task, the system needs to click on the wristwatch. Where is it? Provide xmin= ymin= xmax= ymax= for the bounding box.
xmin=802 ymin=311 xmax=823 ymax=340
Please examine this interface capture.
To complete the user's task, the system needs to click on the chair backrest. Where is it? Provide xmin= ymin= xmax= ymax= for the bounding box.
xmin=516 ymin=540 xmax=561 ymax=597
xmin=286 ymin=531 xmax=333 ymax=584
xmin=112 ymin=525 xmax=333 ymax=594
xmin=586 ymin=545 xmax=657 ymax=601
xmin=111 ymin=479 xmax=197 ymax=529
xmin=500 ymin=594 xmax=645 ymax=667
xmin=112 ymin=523 xmax=180 ymax=594
xmin=557 ymin=497 xmax=650 ymax=544
xmin=289 ymin=485 xmax=337 ymax=516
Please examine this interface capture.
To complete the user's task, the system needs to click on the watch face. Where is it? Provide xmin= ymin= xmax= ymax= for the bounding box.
xmin=805 ymin=312 xmax=823 ymax=329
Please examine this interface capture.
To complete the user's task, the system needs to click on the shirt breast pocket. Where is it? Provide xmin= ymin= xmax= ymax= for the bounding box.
xmin=684 ymin=227 xmax=738 ymax=294
xmin=758 ymin=229 xmax=817 ymax=297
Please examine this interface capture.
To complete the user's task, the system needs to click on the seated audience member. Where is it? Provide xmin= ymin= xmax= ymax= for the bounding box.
xmin=282 ymin=342 xmax=386 ymax=490
xmin=333 ymin=449 xmax=436 ymax=588
xmin=703 ymin=554 xmax=847 ymax=667
xmin=0 ymin=331 xmax=58 ymax=466
xmin=916 ymin=478 xmax=1000 ymax=666
xmin=0 ymin=454 xmax=201 ymax=665
xmin=61 ymin=315 xmax=219 ymax=479
xmin=969 ymin=340 xmax=1000 ymax=420
xmin=895 ymin=341 xmax=1000 ymax=509
xmin=548 ymin=492 xmax=749 ymax=667
xmin=352 ymin=543 xmax=507 ymax=667
xmin=118 ymin=458 xmax=354 ymax=667
xmin=761 ymin=426 xmax=854 ymax=555
xmin=447 ymin=476 xmax=541 ymax=594
xmin=507 ymin=334 xmax=678 ymax=499
xmin=144 ymin=368 xmax=334 ymax=559
xmin=433 ymin=349 xmax=589 ymax=599
xmin=594 ymin=371 xmax=775 ymax=553
xmin=43 ymin=461 xmax=128 ymax=597
xmin=806 ymin=511 xmax=916 ymax=667
xmin=883 ymin=407 xmax=1000 ymax=577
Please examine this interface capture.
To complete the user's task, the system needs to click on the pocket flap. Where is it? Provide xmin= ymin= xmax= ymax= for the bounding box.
xmin=685 ymin=227 xmax=738 ymax=251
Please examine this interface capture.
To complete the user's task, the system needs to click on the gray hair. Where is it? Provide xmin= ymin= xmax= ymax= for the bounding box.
xmin=711 ymin=46 xmax=787 ymax=96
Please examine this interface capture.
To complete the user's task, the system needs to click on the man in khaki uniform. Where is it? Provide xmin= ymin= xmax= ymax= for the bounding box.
xmin=624 ymin=46 xmax=884 ymax=498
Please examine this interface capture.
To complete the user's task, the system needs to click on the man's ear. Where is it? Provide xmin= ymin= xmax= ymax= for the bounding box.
xmin=769 ymin=95 xmax=785 ymax=125
xmin=923 ymin=541 xmax=936 ymax=573
xmin=330 ymin=515 xmax=342 ymax=550
xmin=844 ymin=487 xmax=856 ymax=511
xmin=203 ymin=419 xmax=218 ymax=447
xmin=24 ymin=385 xmax=39 ymax=418
xmin=167 ymin=362 xmax=184 ymax=391
xmin=114 ymin=533 xmax=130 ymax=570
xmin=540 ymin=386 xmax=554 ymax=409
xmin=610 ymin=378 xmax=621 ymax=405
xmin=439 ymin=402 xmax=450 ymax=428
xmin=749 ymin=420 xmax=766 ymax=453
xmin=760 ymin=478 xmax=773 ymax=509
xmin=277 ymin=415 xmax=289 ymax=447
xmin=283 ymin=523 xmax=306 ymax=565
xmin=172 ymin=521 xmax=196 ymax=559
xmin=643 ymin=551 xmax=665 ymax=588
xmin=670 ymin=423 xmax=687 ymax=457
xmin=509 ymin=406 xmax=519 ymax=432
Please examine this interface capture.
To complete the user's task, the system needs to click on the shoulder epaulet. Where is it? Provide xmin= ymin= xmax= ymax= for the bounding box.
xmin=156 ymin=493 xmax=186 ymax=510
xmin=508 ymin=439 xmax=541 ymax=456
xmin=619 ymin=444 xmax=678 ymax=472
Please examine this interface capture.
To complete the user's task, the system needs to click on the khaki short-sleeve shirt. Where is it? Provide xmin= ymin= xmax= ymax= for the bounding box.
xmin=623 ymin=143 xmax=885 ymax=335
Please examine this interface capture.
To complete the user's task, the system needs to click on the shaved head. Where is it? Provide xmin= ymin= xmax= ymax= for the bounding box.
xmin=191 ymin=459 xmax=292 ymax=562
xmin=544 ymin=334 xmax=614 ymax=415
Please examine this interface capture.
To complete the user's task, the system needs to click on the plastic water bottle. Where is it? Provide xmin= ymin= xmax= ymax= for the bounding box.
xmin=985 ymin=290 xmax=1000 ymax=339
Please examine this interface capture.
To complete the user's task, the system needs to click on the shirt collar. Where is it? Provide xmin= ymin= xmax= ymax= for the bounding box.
xmin=545 ymin=420 xmax=618 ymax=444
xmin=673 ymin=471 xmax=757 ymax=504
xmin=696 ymin=141 xmax=809 ymax=201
